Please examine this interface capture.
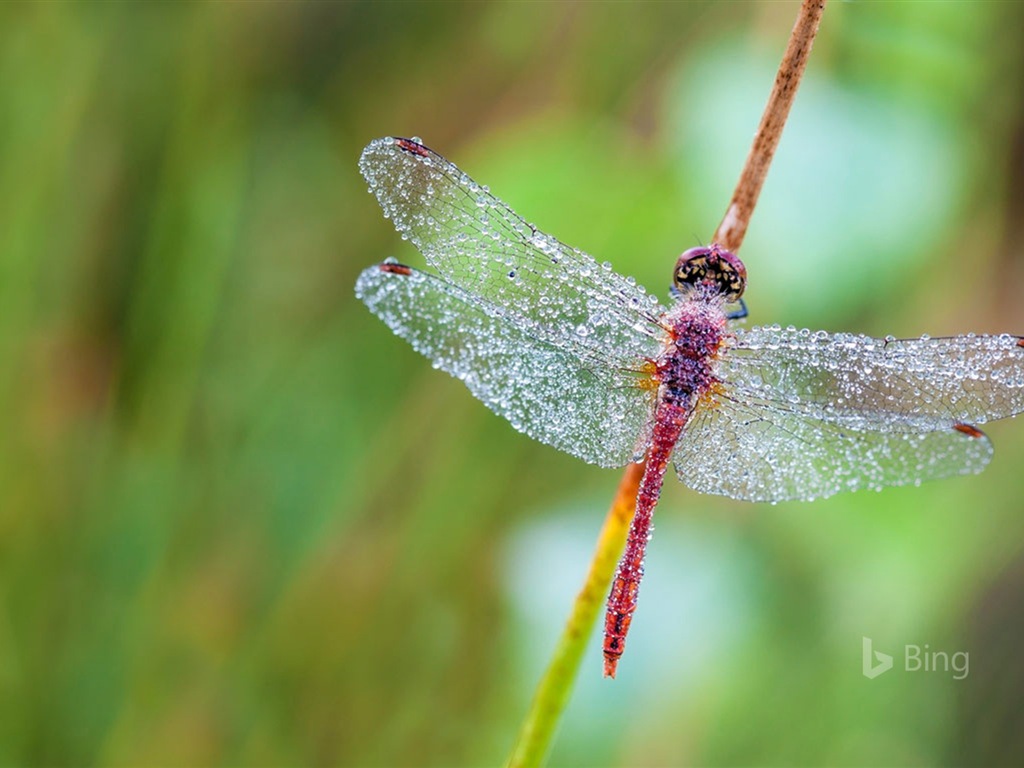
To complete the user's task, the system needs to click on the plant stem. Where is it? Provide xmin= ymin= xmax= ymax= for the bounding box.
xmin=506 ymin=2 xmax=825 ymax=766
xmin=505 ymin=462 xmax=643 ymax=768
xmin=714 ymin=0 xmax=826 ymax=252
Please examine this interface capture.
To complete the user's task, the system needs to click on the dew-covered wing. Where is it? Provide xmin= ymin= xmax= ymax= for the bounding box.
xmin=359 ymin=137 xmax=667 ymax=371
xmin=716 ymin=326 xmax=1024 ymax=432
xmin=670 ymin=325 xmax=1024 ymax=502
xmin=356 ymin=263 xmax=656 ymax=468
xmin=672 ymin=391 xmax=993 ymax=502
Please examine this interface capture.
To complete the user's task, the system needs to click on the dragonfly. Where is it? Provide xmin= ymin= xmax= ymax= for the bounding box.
xmin=354 ymin=136 xmax=1024 ymax=678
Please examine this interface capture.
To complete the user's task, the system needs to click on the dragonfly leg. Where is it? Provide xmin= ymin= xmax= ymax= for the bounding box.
xmin=726 ymin=298 xmax=748 ymax=321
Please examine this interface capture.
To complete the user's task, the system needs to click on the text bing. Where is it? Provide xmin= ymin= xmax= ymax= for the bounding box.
xmin=905 ymin=645 xmax=969 ymax=680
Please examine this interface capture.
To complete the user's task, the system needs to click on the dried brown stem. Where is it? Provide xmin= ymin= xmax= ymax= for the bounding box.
xmin=713 ymin=0 xmax=826 ymax=252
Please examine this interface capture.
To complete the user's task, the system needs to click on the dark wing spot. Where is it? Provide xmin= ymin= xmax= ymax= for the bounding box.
xmin=379 ymin=261 xmax=413 ymax=276
xmin=395 ymin=138 xmax=430 ymax=157
xmin=953 ymin=422 xmax=985 ymax=439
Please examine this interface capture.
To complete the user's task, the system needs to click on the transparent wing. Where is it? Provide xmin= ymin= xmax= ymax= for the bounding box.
xmin=673 ymin=393 xmax=993 ymax=502
xmin=717 ymin=326 xmax=1024 ymax=431
xmin=355 ymin=263 xmax=657 ymax=467
xmin=359 ymin=137 xmax=668 ymax=371
xmin=671 ymin=326 xmax=1024 ymax=502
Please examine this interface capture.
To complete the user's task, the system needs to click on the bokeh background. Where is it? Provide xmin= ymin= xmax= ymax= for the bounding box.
xmin=2 ymin=2 xmax=1024 ymax=766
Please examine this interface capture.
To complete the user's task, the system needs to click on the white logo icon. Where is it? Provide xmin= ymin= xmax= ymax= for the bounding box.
xmin=862 ymin=636 xmax=893 ymax=679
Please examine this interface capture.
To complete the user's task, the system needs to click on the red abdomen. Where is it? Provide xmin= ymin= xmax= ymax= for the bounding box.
xmin=603 ymin=299 xmax=728 ymax=677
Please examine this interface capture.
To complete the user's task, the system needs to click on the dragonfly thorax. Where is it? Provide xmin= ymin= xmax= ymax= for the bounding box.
xmin=655 ymin=300 xmax=728 ymax=401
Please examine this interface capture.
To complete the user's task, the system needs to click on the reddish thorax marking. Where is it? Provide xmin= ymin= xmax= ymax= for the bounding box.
xmin=603 ymin=295 xmax=729 ymax=677
xmin=395 ymin=138 xmax=430 ymax=157
xmin=953 ymin=422 xmax=985 ymax=439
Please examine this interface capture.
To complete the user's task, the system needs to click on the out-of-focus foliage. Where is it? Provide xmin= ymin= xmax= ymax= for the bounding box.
xmin=2 ymin=2 xmax=1023 ymax=766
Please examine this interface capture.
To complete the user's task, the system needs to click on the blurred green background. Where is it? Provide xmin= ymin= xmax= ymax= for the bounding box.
xmin=2 ymin=2 xmax=1024 ymax=766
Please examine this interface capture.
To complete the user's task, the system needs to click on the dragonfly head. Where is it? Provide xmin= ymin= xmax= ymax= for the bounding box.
xmin=671 ymin=244 xmax=747 ymax=303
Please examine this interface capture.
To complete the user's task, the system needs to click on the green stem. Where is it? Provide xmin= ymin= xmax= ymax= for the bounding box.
xmin=505 ymin=463 xmax=643 ymax=768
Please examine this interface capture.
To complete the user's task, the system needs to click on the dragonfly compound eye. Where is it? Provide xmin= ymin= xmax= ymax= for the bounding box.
xmin=673 ymin=245 xmax=747 ymax=302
